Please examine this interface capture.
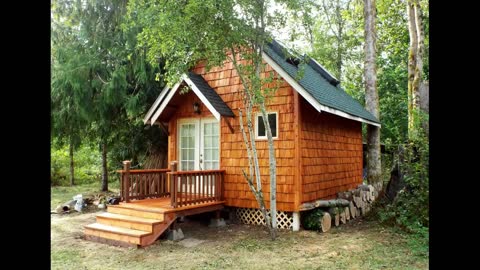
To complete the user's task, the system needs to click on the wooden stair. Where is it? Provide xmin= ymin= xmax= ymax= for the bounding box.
xmin=84 ymin=205 xmax=175 ymax=248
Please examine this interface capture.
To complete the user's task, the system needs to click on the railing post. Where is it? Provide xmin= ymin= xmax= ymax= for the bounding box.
xmin=123 ymin=160 xmax=131 ymax=203
xmin=220 ymin=171 xmax=223 ymax=201
xmin=170 ymin=161 xmax=178 ymax=208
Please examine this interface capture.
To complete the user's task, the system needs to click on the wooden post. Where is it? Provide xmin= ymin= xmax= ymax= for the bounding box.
xmin=219 ymin=171 xmax=223 ymax=201
xmin=123 ymin=160 xmax=131 ymax=203
xmin=170 ymin=161 xmax=178 ymax=208
xmin=293 ymin=90 xmax=303 ymax=211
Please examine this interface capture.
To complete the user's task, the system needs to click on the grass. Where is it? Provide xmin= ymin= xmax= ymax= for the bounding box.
xmin=51 ymin=184 xmax=428 ymax=270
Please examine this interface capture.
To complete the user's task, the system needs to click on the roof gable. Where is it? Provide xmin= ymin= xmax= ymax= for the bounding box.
xmin=263 ymin=40 xmax=380 ymax=126
xmin=144 ymin=72 xmax=234 ymax=125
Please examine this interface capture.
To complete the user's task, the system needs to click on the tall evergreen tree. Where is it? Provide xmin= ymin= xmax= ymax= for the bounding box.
xmin=51 ymin=0 xmax=162 ymax=190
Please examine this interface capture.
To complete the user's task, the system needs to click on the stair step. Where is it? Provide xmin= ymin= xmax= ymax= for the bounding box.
xmin=85 ymin=223 xmax=151 ymax=237
xmin=84 ymin=223 xmax=152 ymax=245
xmin=96 ymin=213 xmax=163 ymax=232
xmin=107 ymin=205 xmax=165 ymax=220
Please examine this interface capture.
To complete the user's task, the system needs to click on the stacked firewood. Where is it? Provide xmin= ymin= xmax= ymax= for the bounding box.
xmin=300 ymin=184 xmax=378 ymax=232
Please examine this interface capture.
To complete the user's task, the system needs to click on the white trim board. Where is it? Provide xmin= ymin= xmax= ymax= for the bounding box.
xmin=146 ymin=73 xmax=223 ymax=126
xmin=143 ymin=85 xmax=169 ymax=125
xmin=262 ymin=52 xmax=381 ymax=128
xmin=149 ymin=82 xmax=180 ymax=126
xmin=181 ymin=74 xmax=221 ymax=121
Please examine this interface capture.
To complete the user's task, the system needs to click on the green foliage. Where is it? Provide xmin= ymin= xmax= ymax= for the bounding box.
xmin=301 ymin=208 xmax=324 ymax=230
xmin=377 ymin=127 xmax=429 ymax=234
xmin=52 ymin=0 xmax=166 ymax=190
xmin=51 ymin=143 xmax=102 ymax=186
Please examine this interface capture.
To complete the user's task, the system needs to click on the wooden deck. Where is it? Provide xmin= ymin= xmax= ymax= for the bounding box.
xmin=116 ymin=196 xmax=225 ymax=214
xmin=85 ymin=196 xmax=225 ymax=248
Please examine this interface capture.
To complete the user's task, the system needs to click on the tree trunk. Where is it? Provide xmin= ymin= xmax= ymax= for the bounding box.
xmin=407 ymin=0 xmax=418 ymax=139
xmin=101 ymin=141 xmax=108 ymax=192
xmin=329 ymin=207 xmax=340 ymax=227
xmin=364 ymin=0 xmax=382 ymax=191
xmin=407 ymin=0 xmax=426 ymax=139
xmin=299 ymin=199 xmax=350 ymax=211
xmin=349 ymin=201 xmax=356 ymax=218
xmin=69 ymin=141 xmax=74 ymax=186
xmin=260 ymin=103 xmax=277 ymax=239
xmin=319 ymin=211 xmax=332 ymax=232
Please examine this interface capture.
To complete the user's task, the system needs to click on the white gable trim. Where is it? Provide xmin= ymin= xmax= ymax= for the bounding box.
xmin=149 ymin=82 xmax=180 ymax=126
xmin=181 ymin=74 xmax=221 ymax=121
xmin=146 ymin=73 xmax=222 ymax=126
xmin=262 ymin=52 xmax=381 ymax=127
xmin=143 ymin=85 xmax=169 ymax=124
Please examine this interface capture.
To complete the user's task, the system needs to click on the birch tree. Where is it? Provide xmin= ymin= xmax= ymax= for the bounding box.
xmin=363 ymin=0 xmax=382 ymax=190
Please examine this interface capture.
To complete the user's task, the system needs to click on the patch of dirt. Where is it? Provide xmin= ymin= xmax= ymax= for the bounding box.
xmin=177 ymin=238 xmax=207 ymax=248
xmin=51 ymin=213 xmax=428 ymax=270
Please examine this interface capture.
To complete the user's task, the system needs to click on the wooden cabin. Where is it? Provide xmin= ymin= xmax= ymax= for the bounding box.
xmin=84 ymin=40 xmax=380 ymax=247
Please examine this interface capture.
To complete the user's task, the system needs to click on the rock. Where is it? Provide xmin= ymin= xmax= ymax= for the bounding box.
xmin=107 ymin=197 xmax=120 ymax=205
xmin=55 ymin=205 xmax=63 ymax=214
xmin=208 ymin=218 xmax=226 ymax=227
xmin=73 ymin=194 xmax=84 ymax=212
xmin=98 ymin=203 xmax=106 ymax=209
xmin=167 ymin=229 xmax=184 ymax=241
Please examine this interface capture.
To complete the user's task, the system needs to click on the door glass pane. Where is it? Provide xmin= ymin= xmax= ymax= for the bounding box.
xmin=203 ymin=122 xmax=219 ymax=169
xmin=205 ymin=149 xmax=212 ymax=160
xmin=180 ymin=123 xmax=196 ymax=171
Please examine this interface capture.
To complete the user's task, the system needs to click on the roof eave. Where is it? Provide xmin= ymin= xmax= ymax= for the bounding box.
xmin=262 ymin=51 xmax=381 ymax=128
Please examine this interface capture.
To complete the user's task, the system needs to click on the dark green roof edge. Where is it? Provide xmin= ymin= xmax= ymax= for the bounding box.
xmin=187 ymin=71 xmax=235 ymax=117
xmin=264 ymin=40 xmax=380 ymax=124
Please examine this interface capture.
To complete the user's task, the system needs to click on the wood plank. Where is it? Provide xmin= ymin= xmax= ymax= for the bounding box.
xmin=97 ymin=212 xmax=163 ymax=225
xmin=97 ymin=217 xmax=153 ymax=232
xmin=85 ymin=223 xmax=151 ymax=237
xmin=172 ymin=203 xmax=224 ymax=217
xmin=85 ymin=228 xmax=141 ymax=245
xmin=107 ymin=206 xmax=165 ymax=220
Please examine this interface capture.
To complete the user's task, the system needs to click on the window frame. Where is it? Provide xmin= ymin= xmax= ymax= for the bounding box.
xmin=255 ymin=112 xmax=279 ymax=140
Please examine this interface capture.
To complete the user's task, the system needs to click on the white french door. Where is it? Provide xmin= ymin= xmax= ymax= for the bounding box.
xmin=178 ymin=117 xmax=220 ymax=171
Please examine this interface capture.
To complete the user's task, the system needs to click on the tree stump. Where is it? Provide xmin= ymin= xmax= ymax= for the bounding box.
xmin=329 ymin=207 xmax=340 ymax=227
xmin=319 ymin=212 xmax=332 ymax=232
xmin=349 ymin=201 xmax=356 ymax=219
xmin=340 ymin=209 xmax=347 ymax=224
xmin=344 ymin=207 xmax=350 ymax=221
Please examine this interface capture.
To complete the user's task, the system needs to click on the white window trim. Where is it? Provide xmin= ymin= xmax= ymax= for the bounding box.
xmin=255 ymin=112 xmax=279 ymax=140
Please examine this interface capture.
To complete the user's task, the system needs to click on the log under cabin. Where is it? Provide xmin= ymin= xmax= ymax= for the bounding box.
xmin=84 ymin=40 xmax=380 ymax=247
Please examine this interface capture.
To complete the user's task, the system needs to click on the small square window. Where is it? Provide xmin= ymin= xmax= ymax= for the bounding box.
xmin=256 ymin=112 xmax=278 ymax=139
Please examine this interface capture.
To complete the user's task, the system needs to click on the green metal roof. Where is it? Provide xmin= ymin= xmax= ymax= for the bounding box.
xmin=264 ymin=40 xmax=380 ymax=124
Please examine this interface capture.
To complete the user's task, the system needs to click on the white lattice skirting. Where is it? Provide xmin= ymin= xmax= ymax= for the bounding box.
xmin=235 ymin=208 xmax=293 ymax=229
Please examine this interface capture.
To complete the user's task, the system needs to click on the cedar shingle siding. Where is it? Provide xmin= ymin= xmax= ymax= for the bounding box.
xmin=161 ymin=57 xmax=364 ymax=212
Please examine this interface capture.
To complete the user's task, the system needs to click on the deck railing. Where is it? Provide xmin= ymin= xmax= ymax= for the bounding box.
xmin=117 ymin=161 xmax=170 ymax=202
xmin=167 ymin=167 xmax=225 ymax=208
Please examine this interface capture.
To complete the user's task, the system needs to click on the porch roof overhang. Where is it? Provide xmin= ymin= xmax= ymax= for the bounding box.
xmin=144 ymin=71 xmax=235 ymax=125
